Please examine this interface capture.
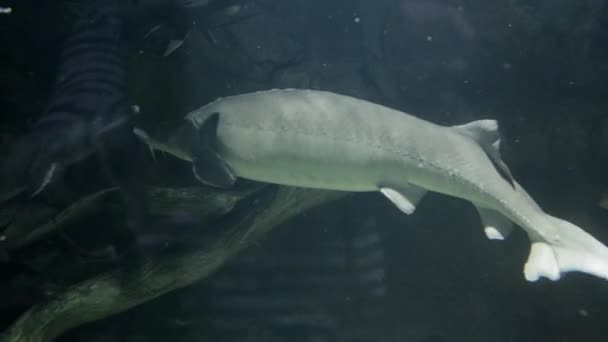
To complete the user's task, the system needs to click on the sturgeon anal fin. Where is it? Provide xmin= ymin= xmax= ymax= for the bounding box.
xmin=191 ymin=112 xmax=236 ymax=188
xmin=453 ymin=119 xmax=515 ymax=188
xmin=379 ymin=184 xmax=427 ymax=215
xmin=475 ymin=206 xmax=514 ymax=240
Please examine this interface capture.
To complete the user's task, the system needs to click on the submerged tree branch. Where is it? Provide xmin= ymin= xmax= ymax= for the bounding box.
xmin=1 ymin=188 xmax=118 ymax=250
xmin=0 ymin=186 xmax=346 ymax=342
xmin=1 ymin=185 xmax=255 ymax=251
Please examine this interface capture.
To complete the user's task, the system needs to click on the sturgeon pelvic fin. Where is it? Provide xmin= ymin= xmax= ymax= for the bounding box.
xmin=474 ymin=206 xmax=514 ymax=240
xmin=379 ymin=184 xmax=427 ymax=215
xmin=191 ymin=112 xmax=236 ymax=188
xmin=453 ymin=119 xmax=515 ymax=188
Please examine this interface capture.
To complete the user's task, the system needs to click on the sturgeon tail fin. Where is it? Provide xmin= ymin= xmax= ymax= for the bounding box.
xmin=524 ymin=214 xmax=608 ymax=282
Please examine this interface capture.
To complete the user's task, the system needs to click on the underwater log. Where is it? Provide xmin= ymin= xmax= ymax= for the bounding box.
xmin=0 ymin=186 xmax=346 ymax=342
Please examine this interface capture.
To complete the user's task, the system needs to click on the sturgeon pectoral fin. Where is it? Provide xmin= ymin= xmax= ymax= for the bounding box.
xmin=475 ymin=206 xmax=514 ymax=240
xmin=192 ymin=156 xmax=236 ymax=188
xmin=164 ymin=39 xmax=185 ymax=57
xmin=29 ymin=162 xmax=61 ymax=198
xmin=379 ymin=184 xmax=427 ymax=215
xmin=191 ymin=112 xmax=236 ymax=188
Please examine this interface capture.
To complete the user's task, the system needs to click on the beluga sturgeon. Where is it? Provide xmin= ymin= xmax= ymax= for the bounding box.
xmin=135 ymin=88 xmax=608 ymax=283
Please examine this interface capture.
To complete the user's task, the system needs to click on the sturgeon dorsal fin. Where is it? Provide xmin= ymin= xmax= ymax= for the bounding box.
xmin=453 ymin=119 xmax=515 ymax=188
xmin=453 ymin=119 xmax=500 ymax=143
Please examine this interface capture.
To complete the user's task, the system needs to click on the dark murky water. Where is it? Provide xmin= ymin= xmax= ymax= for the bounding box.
xmin=1 ymin=1 xmax=608 ymax=342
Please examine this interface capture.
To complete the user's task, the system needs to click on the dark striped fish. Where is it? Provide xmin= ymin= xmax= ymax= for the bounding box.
xmin=0 ymin=1 xmax=131 ymax=201
xmin=2 ymin=0 xmax=228 ymax=202
xmin=0 ymin=0 xmax=212 ymax=222
xmin=21 ymin=1 xmax=151 ymax=238
xmin=170 ymin=217 xmax=388 ymax=342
